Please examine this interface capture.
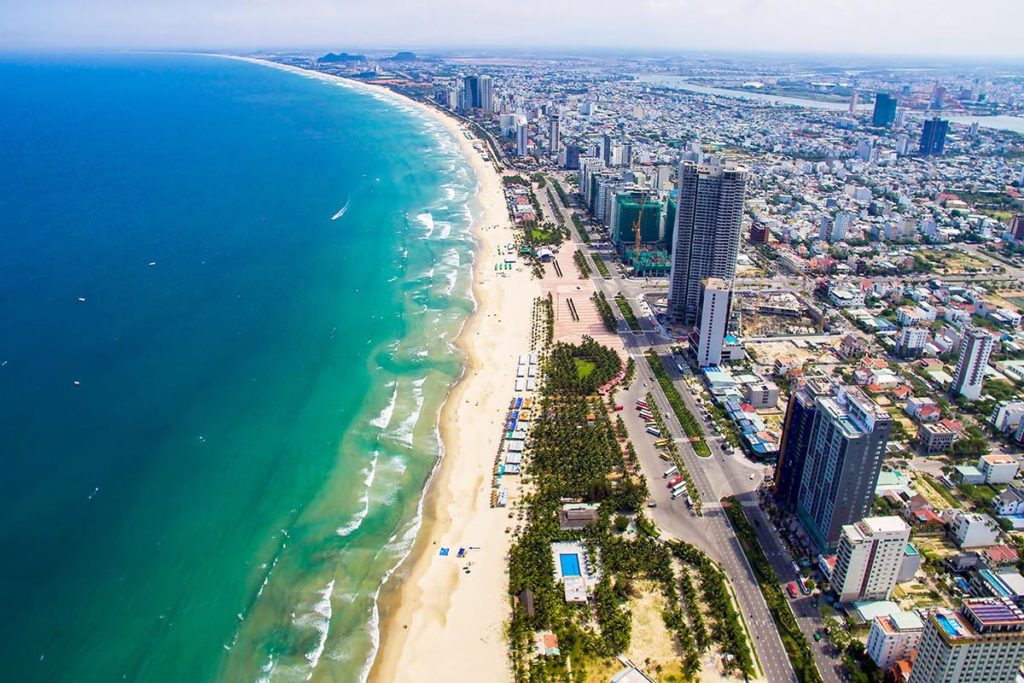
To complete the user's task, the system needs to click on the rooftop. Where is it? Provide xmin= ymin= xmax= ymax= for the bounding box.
xmin=962 ymin=597 xmax=1024 ymax=628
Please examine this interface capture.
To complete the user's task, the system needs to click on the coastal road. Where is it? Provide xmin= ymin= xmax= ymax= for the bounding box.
xmin=546 ymin=183 xmax=841 ymax=683
xmin=616 ymin=345 xmax=797 ymax=683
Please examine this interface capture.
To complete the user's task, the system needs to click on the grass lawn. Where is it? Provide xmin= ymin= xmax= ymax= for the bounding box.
xmin=530 ymin=226 xmax=559 ymax=244
xmin=575 ymin=358 xmax=597 ymax=379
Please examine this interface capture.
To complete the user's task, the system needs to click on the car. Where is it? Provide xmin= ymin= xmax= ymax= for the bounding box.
xmin=646 ymin=501 xmax=657 ymax=508
xmin=749 ymin=473 xmax=756 ymax=480
xmin=813 ymin=631 xmax=822 ymax=642
xmin=786 ymin=582 xmax=799 ymax=599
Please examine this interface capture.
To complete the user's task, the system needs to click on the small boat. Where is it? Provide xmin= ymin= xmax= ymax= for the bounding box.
xmin=331 ymin=196 xmax=351 ymax=221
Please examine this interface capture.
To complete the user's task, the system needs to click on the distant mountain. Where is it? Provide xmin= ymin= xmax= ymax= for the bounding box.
xmin=317 ymin=52 xmax=367 ymax=64
xmin=389 ymin=52 xmax=418 ymax=62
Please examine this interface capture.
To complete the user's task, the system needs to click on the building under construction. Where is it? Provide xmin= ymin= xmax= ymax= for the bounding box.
xmin=622 ymin=247 xmax=671 ymax=277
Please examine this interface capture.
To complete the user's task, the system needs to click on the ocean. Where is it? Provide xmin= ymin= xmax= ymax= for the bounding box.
xmin=0 ymin=53 xmax=477 ymax=682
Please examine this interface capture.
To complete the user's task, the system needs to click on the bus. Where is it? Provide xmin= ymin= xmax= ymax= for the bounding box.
xmin=671 ymin=482 xmax=687 ymax=496
xmin=684 ymin=495 xmax=693 ymax=509
xmin=666 ymin=475 xmax=683 ymax=488
xmin=638 ymin=409 xmax=653 ymax=419
xmin=671 ymin=486 xmax=686 ymax=499
xmin=658 ymin=451 xmax=671 ymax=462
xmin=654 ymin=439 xmax=669 ymax=447
xmin=646 ymin=426 xmax=661 ymax=437
xmin=635 ymin=401 xmax=649 ymax=410
xmin=662 ymin=465 xmax=679 ymax=478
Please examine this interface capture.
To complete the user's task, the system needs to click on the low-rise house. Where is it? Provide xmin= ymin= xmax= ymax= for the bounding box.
xmin=981 ymin=544 xmax=1020 ymax=567
xmin=993 ymin=483 xmax=1024 ymax=517
xmin=979 ymin=453 xmax=1019 ymax=484
xmin=947 ymin=510 xmax=1001 ymax=549
xmin=918 ymin=422 xmax=957 ymax=454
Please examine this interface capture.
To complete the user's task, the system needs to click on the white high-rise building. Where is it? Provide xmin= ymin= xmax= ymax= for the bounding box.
xmin=910 ymin=599 xmax=1024 ymax=683
xmin=950 ymin=326 xmax=994 ymax=401
xmin=695 ymin=279 xmax=730 ymax=367
xmin=867 ymin=610 xmax=924 ymax=670
xmin=849 ymin=92 xmax=859 ymax=114
xmin=832 ymin=516 xmax=910 ymax=603
xmin=895 ymin=327 xmax=929 ymax=358
xmin=548 ymin=115 xmax=560 ymax=158
xmin=479 ymin=75 xmax=494 ymax=114
xmin=516 ymin=122 xmax=529 ymax=157
xmin=896 ymin=134 xmax=910 ymax=156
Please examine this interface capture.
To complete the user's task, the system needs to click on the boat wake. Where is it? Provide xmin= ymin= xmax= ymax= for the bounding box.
xmin=331 ymin=196 xmax=351 ymax=221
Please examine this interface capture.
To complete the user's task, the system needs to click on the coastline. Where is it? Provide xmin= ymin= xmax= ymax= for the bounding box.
xmin=360 ymin=82 xmax=533 ymax=683
xmin=228 ymin=56 xmax=528 ymax=681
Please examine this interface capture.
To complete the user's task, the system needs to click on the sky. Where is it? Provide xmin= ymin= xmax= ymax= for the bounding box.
xmin=2 ymin=0 xmax=1023 ymax=59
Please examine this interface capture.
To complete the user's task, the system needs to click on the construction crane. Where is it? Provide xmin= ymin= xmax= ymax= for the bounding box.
xmin=632 ymin=195 xmax=646 ymax=276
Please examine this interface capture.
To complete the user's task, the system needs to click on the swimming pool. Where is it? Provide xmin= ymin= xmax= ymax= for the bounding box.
xmin=936 ymin=613 xmax=965 ymax=638
xmin=559 ymin=553 xmax=582 ymax=577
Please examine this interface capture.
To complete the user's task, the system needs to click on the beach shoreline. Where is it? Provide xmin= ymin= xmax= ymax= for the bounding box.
xmin=229 ymin=56 xmax=525 ymax=682
xmin=356 ymin=81 xmax=530 ymax=683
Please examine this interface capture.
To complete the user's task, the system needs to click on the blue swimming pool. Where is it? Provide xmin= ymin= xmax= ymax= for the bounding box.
xmin=559 ymin=553 xmax=582 ymax=577
xmin=936 ymin=613 xmax=964 ymax=638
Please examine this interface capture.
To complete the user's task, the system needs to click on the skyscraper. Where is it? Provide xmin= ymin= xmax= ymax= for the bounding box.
xmin=478 ymin=75 xmax=493 ymax=113
xmin=872 ymin=93 xmax=898 ymax=127
xmin=462 ymin=75 xmax=480 ymax=110
xmin=910 ymin=599 xmax=1024 ymax=683
xmin=849 ymin=92 xmax=859 ymax=115
xmin=950 ymin=326 xmax=994 ymax=401
xmin=919 ymin=117 xmax=949 ymax=156
xmin=797 ymin=385 xmax=892 ymax=551
xmin=775 ymin=377 xmax=835 ymax=511
xmin=548 ymin=115 xmax=560 ymax=157
xmin=695 ymin=278 xmax=730 ymax=367
xmin=667 ymin=161 xmax=747 ymax=326
xmin=601 ymin=133 xmax=613 ymax=166
xmin=516 ymin=122 xmax=529 ymax=157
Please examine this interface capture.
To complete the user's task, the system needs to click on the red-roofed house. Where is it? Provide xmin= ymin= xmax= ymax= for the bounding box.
xmin=982 ymin=544 xmax=1020 ymax=566
xmin=918 ymin=404 xmax=942 ymax=423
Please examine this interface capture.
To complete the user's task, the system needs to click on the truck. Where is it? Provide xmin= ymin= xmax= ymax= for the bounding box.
xmin=666 ymin=475 xmax=683 ymax=488
xmin=662 ymin=465 xmax=679 ymax=478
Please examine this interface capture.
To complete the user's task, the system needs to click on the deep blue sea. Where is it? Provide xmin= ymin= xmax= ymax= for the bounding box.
xmin=0 ymin=54 xmax=476 ymax=682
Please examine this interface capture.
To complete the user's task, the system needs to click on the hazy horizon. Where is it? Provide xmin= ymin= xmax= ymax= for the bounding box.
xmin=3 ymin=0 xmax=1024 ymax=60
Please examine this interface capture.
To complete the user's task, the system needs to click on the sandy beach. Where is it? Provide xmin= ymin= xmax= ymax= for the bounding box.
xmin=365 ymin=92 xmax=535 ymax=683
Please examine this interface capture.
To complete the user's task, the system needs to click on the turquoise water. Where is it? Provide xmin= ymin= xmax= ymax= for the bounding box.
xmin=0 ymin=54 xmax=477 ymax=682
xmin=559 ymin=554 xmax=582 ymax=577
